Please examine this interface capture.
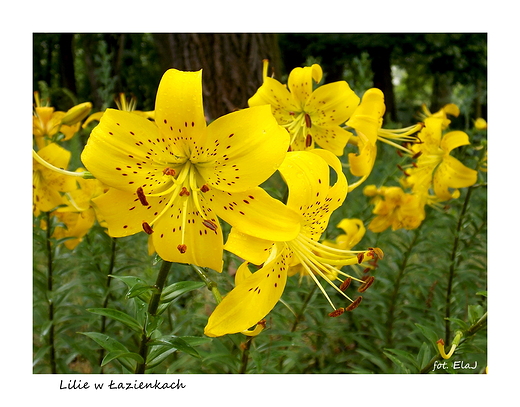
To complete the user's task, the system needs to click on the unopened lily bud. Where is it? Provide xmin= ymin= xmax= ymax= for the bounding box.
xmin=61 ymin=102 xmax=92 ymax=126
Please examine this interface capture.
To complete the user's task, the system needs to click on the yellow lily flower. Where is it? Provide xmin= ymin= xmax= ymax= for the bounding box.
xmin=204 ymin=150 xmax=382 ymax=337
xmin=248 ymin=60 xmax=359 ymax=156
xmin=81 ymin=69 xmax=301 ymax=272
xmin=33 ymin=143 xmax=78 ymax=214
xmin=345 ymin=88 xmax=422 ymax=191
xmin=407 ymin=117 xmax=477 ymax=201
xmin=52 ymin=169 xmax=105 ymax=250
xmin=322 ymin=218 xmax=366 ymax=250
xmin=33 ymin=92 xmax=65 ymax=149
xmin=363 ymin=185 xmax=426 ymax=233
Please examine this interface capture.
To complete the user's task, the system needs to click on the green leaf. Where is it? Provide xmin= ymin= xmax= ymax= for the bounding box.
xmin=109 ymin=275 xmax=152 ymax=302
xmin=415 ymin=323 xmax=440 ymax=347
xmin=384 ymin=348 xmax=419 ymax=371
xmin=383 ymin=351 xmax=411 ymax=373
xmin=101 ymin=350 xmax=144 ymax=366
xmin=417 ymin=342 xmax=432 ymax=370
xmin=126 ymin=283 xmax=156 ymax=300
xmin=80 ymin=332 xmax=134 ymax=371
xmin=86 ymin=308 xmax=142 ymax=333
xmin=445 ymin=317 xmax=469 ymax=330
xmin=148 ymin=336 xmax=200 ymax=358
xmin=161 ymin=281 xmax=205 ymax=303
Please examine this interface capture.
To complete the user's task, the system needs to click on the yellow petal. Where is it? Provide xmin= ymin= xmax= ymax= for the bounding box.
xmin=225 ymin=228 xmax=274 ymax=266
xmin=248 ymin=77 xmax=299 ymax=123
xmin=346 ymin=88 xmax=385 ymax=145
xmin=287 ymin=64 xmax=323 ymax=105
xmin=433 ymin=156 xmax=477 ymax=201
xmin=154 ymin=69 xmax=208 ymax=151
xmin=208 ymin=186 xmax=301 ymax=242
xmin=305 ymin=81 xmax=359 ymax=126
xmin=81 ymin=109 xmax=184 ymax=193
xmin=198 ymin=105 xmax=290 ymax=193
xmin=204 ymin=245 xmax=290 ymax=337
xmin=348 ymin=140 xmax=377 ymax=177
xmin=441 ymin=130 xmax=471 ymax=153
xmin=310 ymin=125 xmax=353 ymax=156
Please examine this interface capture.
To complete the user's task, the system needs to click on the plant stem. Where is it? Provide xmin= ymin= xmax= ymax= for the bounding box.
xmin=385 ymin=227 xmax=421 ymax=348
xmin=239 ymin=336 xmax=254 ymax=374
xmin=135 ymin=260 xmax=173 ymax=374
xmin=98 ymin=238 xmax=117 ymax=370
xmin=291 ymin=284 xmax=317 ymax=332
xmin=444 ymin=186 xmax=473 ymax=342
xmin=191 ymin=265 xmax=222 ymax=304
xmin=45 ymin=212 xmax=57 ymax=374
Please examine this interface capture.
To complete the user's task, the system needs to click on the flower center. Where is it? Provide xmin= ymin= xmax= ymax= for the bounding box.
xmin=136 ymin=160 xmax=214 ymax=253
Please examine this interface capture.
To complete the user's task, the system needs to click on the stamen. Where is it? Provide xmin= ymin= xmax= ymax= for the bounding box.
xmin=180 ymin=186 xmax=190 ymax=196
xmin=142 ymin=221 xmax=154 ymax=234
xmin=358 ymin=276 xmax=375 ymax=293
xmin=357 ymin=252 xmax=365 ymax=263
xmin=200 ymin=184 xmax=210 ymax=193
xmin=369 ymin=247 xmax=384 ymax=259
xmin=345 ymin=296 xmax=362 ymax=311
xmin=202 ymin=219 xmax=218 ymax=232
xmin=163 ymin=167 xmax=176 ymax=176
xmin=177 ymin=244 xmax=187 ymax=254
xmin=304 ymin=113 xmax=312 ymax=128
xmin=328 ymin=308 xmax=345 ymax=317
xmin=136 ymin=187 xmax=149 ymax=206
xmin=340 ymin=278 xmax=352 ymax=291
xmin=305 ymin=134 xmax=313 ymax=147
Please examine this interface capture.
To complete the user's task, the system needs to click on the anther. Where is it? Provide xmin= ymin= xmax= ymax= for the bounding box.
xmin=180 ymin=187 xmax=190 ymax=196
xmin=202 ymin=219 xmax=218 ymax=232
xmin=163 ymin=167 xmax=176 ymax=176
xmin=412 ymin=151 xmax=423 ymax=159
xmin=305 ymin=134 xmax=313 ymax=147
xmin=358 ymin=276 xmax=375 ymax=293
xmin=304 ymin=113 xmax=312 ymax=128
xmin=369 ymin=247 xmax=384 ymax=259
xmin=142 ymin=221 xmax=154 ymax=234
xmin=340 ymin=278 xmax=352 ymax=291
xmin=328 ymin=308 xmax=345 ymax=317
xmin=177 ymin=244 xmax=187 ymax=254
xmin=200 ymin=184 xmax=210 ymax=193
xmin=357 ymin=252 xmax=365 ymax=263
xmin=345 ymin=296 xmax=363 ymax=311
xmin=136 ymin=187 xmax=149 ymax=206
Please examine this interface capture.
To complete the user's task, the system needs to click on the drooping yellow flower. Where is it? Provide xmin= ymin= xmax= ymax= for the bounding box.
xmin=322 ymin=218 xmax=366 ymax=250
xmin=345 ymin=88 xmax=422 ymax=191
xmin=248 ymin=60 xmax=360 ymax=156
xmin=406 ymin=116 xmax=478 ymax=201
xmin=33 ymin=143 xmax=78 ymax=214
xmin=363 ymin=185 xmax=426 ymax=233
xmin=81 ymin=69 xmax=301 ymax=272
xmin=52 ymin=169 xmax=105 ymax=250
xmin=204 ymin=150 xmax=382 ymax=337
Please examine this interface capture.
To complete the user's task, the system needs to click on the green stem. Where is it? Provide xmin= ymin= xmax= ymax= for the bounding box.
xmin=135 ymin=260 xmax=173 ymax=374
xmin=239 ymin=336 xmax=254 ymax=374
xmin=45 ymin=212 xmax=57 ymax=374
xmin=291 ymin=284 xmax=317 ymax=332
xmin=191 ymin=265 xmax=222 ymax=304
xmin=98 ymin=238 xmax=117 ymax=370
xmin=385 ymin=226 xmax=422 ymax=348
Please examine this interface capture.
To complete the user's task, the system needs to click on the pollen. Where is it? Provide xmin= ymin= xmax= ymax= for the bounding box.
xmin=177 ymin=244 xmax=187 ymax=254
xmin=136 ymin=187 xmax=149 ymax=206
xmin=358 ymin=276 xmax=375 ymax=293
xmin=142 ymin=221 xmax=154 ymax=234
xmin=345 ymin=296 xmax=363 ymax=311
xmin=328 ymin=308 xmax=345 ymax=317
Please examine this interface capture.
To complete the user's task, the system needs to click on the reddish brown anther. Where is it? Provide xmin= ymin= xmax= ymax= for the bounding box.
xmin=340 ymin=278 xmax=352 ymax=291
xmin=304 ymin=113 xmax=312 ymax=128
xmin=142 ymin=221 xmax=154 ymax=235
xmin=358 ymin=276 xmax=375 ymax=293
xmin=136 ymin=187 xmax=149 ymax=206
xmin=200 ymin=184 xmax=210 ymax=193
xmin=345 ymin=296 xmax=363 ymax=312
xmin=202 ymin=219 xmax=218 ymax=232
xmin=357 ymin=252 xmax=365 ymax=264
xmin=305 ymin=134 xmax=313 ymax=147
xmin=412 ymin=151 xmax=423 ymax=159
xmin=369 ymin=247 xmax=384 ymax=260
xmin=328 ymin=307 xmax=345 ymax=317
xmin=163 ymin=167 xmax=176 ymax=176
xmin=177 ymin=244 xmax=187 ymax=254
xmin=180 ymin=187 xmax=190 ymax=196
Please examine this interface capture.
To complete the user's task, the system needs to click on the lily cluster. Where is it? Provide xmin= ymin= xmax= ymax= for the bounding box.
xmin=33 ymin=62 xmax=482 ymax=338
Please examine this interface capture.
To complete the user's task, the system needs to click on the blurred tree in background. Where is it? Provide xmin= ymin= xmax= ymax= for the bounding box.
xmin=33 ymin=32 xmax=486 ymax=128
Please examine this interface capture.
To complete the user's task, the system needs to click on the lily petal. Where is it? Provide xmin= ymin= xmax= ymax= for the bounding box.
xmin=305 ymin=81 xmax=359 ymax=126
xmin=208 ymin=186 xmax=301 ymax=242
xmin=204 ymin=244 xmax=291 ymax=337
xmin=433 ymin=156 xmax=477 ymax=201
xmin=248 ymin=77 xmax=299 ymax=124
xmin=225 ymin=228 xmax=274 ymax=265
xmin=441 ymin=130 xmax=471 ymax=153
xmin=288 ymin=64 xmax=322 ymax=105
xmin=198 ymin=105 xmax=290 ymax=192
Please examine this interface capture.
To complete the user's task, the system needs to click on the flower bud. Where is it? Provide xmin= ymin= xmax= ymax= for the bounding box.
xmin=61 ymin=102 xmax=92 ymax=126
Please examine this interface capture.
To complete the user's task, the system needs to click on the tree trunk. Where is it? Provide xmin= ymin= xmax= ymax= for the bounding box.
xmin=58 ymin=33 xmax=77 ymax=97
xmin=369 ymin=46 xmax=397 ymax=123
xmin=152 ymin=33 xmax=282 ymax=121
xmin=430 ymin=72 xmax=453 ymax=113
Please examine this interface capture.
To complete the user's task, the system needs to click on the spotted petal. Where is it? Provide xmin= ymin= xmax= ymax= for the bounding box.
xmin=248 ymin=77 xmax=299 ymax=124
xmin=433 ymin=156 xmax=477 ymax=201
xmin=305 ymin=81 xmax=359 ymax=126
xmin=287 ymin=64 xmax=322 ymax=106
xmin=197 ymin=105 xmax=290 ymax=193
xmin=204 ymin=244 xmax=291 ymax=337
